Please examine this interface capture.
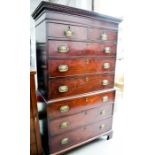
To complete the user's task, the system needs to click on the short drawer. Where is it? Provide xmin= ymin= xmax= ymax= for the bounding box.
xmin=48 ymin=58 xmax=116 ymax=77
xmin=48 ymin=41 xmax=116 ymax=57
xmin=49 ymin=117 xmax=112 ymax=153
xmin=48 ymin=74 xmax=114 ymax=99
xmin=47 ymin=23 xmax=87 ymax=40
xmin=48 ymin=104 xmax=113 ymax=136
xmin=47 ymin=90 xmax=115 ymax=119
xmin=88 ymin=28 xmax=117 ymax=41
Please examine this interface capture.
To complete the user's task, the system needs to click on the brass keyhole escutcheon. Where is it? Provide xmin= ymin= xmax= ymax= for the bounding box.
xmin=85 ymin=59 xmax=89 ymax=64
xmin=85 ymin=77 xmax=89 ymax=82
xmin=85 ymin=98 xmax=88 ymax=102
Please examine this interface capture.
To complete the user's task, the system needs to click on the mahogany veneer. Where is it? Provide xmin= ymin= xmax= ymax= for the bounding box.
xmin=48 ymin=23 xmax=87 ymax=40
xmin=49 ymin=117 xmax=112 ymax=153
xmin=32 ymin=1 xmax=121 ymax=154
xmin=48 ymin=58 xmax=116 ymax=77
xmin=88 ymin=28 xmax=117 ymax=41
xmin=48 ymin=41 xmax=117 ymax=57
xmin=47 ymin=90 xmax=115 ymax=119
xmin=48 ymin=104 xmax=113 ymax=136
xmin=48 ymin=74 xmax=114 ymax=98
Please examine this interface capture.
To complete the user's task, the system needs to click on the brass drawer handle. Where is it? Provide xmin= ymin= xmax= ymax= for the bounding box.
xmin=102 ymin=80 xmax=109 ymax=86
xmin=60 ymin=105 xmax=70 ymax=113
xmin=100 ymin=124 xmax=105 ymax=129
xmin=102 ymin=96 xmax=109 ymax=103
xmin=60 ymin=121 xmax=69 ymax=129
xmin=58 ymin=85 xmax=68 ymax=93
xmin=103 ymin=63 xmax=110 ymax=69
xmin=104 ymin=47 xmax=111 ymax=53
xmin=100 ymin=109 xmax=106 ymax=115
xmin=58 ymin=65 xmax=69 ymax=72
xmin=64 ymin=26 xmax=73 ymax=37
xmin=58 ymin=45 xmax=69 ymax=53
xmin=61 ymin=138 xmax=69 ymax=145
xmin=100 ymin=33 xmax=108 ymax=40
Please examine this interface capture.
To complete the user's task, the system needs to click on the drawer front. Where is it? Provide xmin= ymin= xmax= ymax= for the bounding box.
xmin=47 ymin=90 xmax=115 ymax=119
xmin=48 ymin=41 xmax=116 ymax=57
xmin=48 ymin=58 xmax=115 ymax=77
xmin=48 ymin=74 xmax=114 ymax=99
xmin=49 ymin=117 xmax=112 ymax=153
xmin=48 ymin=23 xmax=87 ymax=40
xmin=48 ymin=104 xmax=113 ymax=136
xmin=88 ymin=28 xmax=117 ymax=41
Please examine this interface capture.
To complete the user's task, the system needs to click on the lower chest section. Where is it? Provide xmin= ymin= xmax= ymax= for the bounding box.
xmin=46 ymin=90 xmax=115 ymax=154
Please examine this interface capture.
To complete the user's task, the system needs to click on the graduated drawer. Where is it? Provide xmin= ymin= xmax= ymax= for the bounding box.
xmin=48 ymin=58 xmax=116 ymax=77
xmin=47 ymin=90 xmax=115 ymax=119
xmin=47 ymin=23 xmax=87 ymax=40
xmin=48 ymin=74 xmax=114 ymax=99
xmin=49 ymin=117 xmax=112 ymax=153
xmin=88 ymin=28 xmax=117 ymax=41
xmin=48 ymin=40 xmax=116 ymax=57
xmin=48 ymin=103 xmax=113 ymax=136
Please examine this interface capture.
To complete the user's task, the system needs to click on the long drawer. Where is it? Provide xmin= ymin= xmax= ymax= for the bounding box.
xmin=48 ymin=74 xmax=114 ymax=99
xmin=48 ymin=41 xmax=117 ymax=57
xmin=49 ymin=117 xmax=112 ymax=153
xmin=48 ymin=58 xmax=115 ymax=77
xmin=48 ymin=103 xmax=113 ymax=136
xmin=47 ymin=90 xmax=115 ymax=119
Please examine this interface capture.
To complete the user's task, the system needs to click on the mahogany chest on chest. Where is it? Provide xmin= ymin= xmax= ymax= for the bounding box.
xmin=32 ymin=2 xmax=121 ymax=154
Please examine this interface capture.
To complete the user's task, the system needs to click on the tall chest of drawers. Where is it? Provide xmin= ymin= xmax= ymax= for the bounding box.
xmin=32 ymin=2 xmax=122 ymax=154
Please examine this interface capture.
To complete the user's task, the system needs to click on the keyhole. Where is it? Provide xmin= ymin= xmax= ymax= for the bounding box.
xmin=86 ymin=59 xmax=89 ymax=64
xmin=85 ymin=77 xmax=89 ymax=82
